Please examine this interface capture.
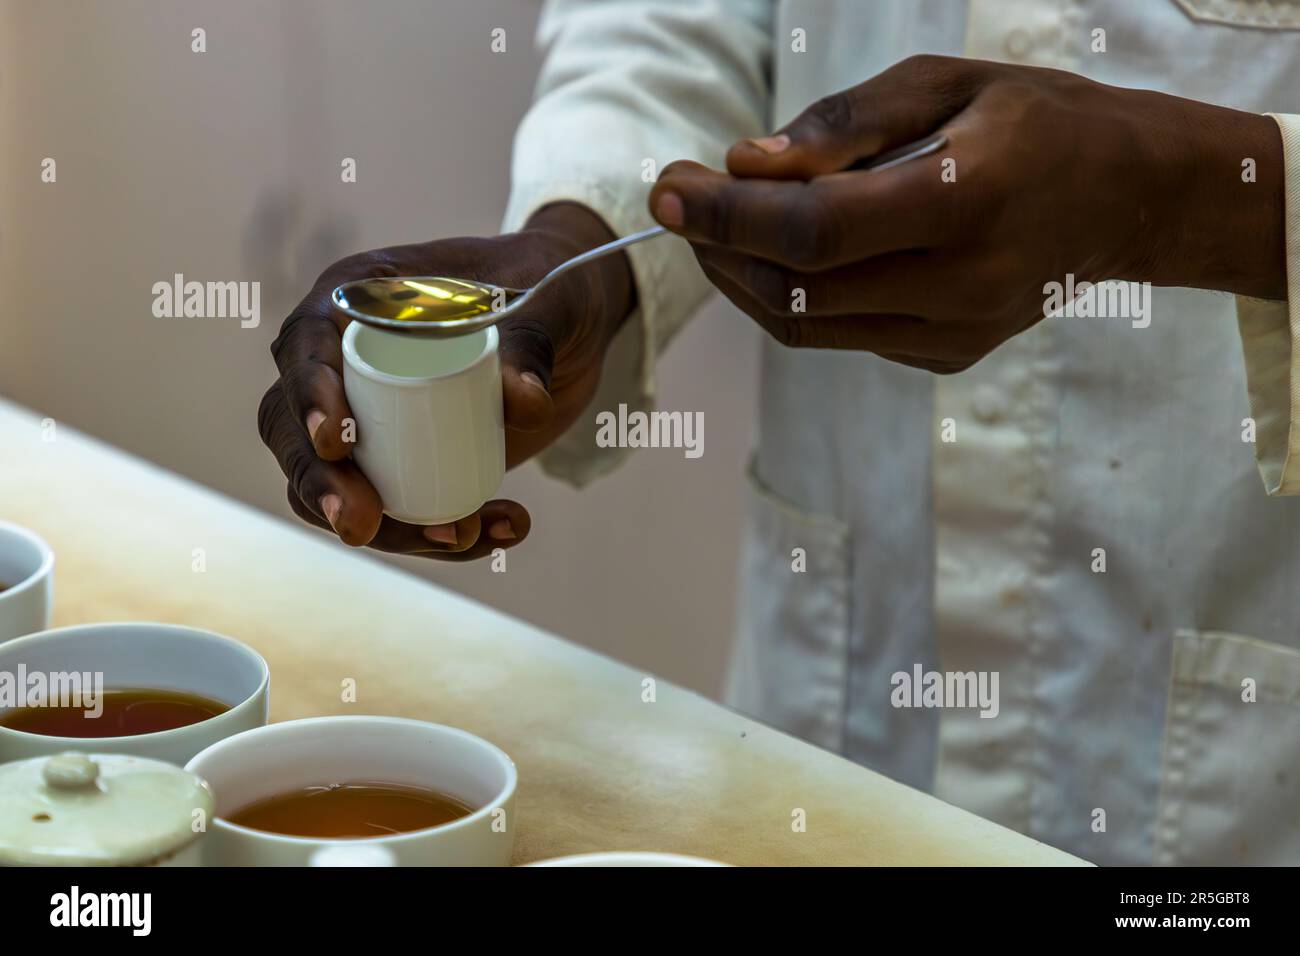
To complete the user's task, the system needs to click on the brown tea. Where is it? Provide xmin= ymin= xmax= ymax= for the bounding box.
xmin=0 ymin=688 xmax=229 ymax=738
xmin=226 ymin=782 xmax=475 ymax=838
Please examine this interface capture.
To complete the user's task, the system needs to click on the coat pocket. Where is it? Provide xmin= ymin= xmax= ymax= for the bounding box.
xmin=723 ymin=457 xmax=852 ymax=753
xmin=1171 ymin=0 xmax=1300 ymax=29
xmin=1155 ymin=629 xmax=1300 ymax=864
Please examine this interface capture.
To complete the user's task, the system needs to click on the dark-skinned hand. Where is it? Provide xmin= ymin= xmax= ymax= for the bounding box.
xmin=258 ymin=203 xmax=633 ymax=560
xmin=649 ymin=54 xmax=1285 ymax=373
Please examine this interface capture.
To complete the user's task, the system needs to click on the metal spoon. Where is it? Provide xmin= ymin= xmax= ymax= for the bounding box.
xmin=332 ymin=132 xmax=947 ymax=338
xmin=332 ymin=225 xmax=667 ymax=339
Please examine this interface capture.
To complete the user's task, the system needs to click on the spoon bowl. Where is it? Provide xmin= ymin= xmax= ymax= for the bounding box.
xmin=332 ymin=275 xmax=528 ymax=338
xmin=332 ymin=226 xmax=667 ymax=338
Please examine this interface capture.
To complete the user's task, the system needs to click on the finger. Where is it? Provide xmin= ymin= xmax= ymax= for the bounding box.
xmin=269 ymin=304 xmax=358 ymax=462
xmin=288 ymin=483 xmax=531 ymax=562
xmin=259 ymin=383 xmax=384 ymax=546
xmin=692 ymin=249 xmax=930 ymax=353
xmin=725 ymin=54 xmax=985 ymax=179
xmin=412 ymin=500 xmax=531 ymax=563
xmin=875 ymin=352 xmax=975 ymax=374
xmin=497 ymin=311 xmax=557 ymax=435
xmin=693 ymin=243 xmax=943 ymax=318
xmin=283 ymin=489 xmax=471 ymax=555
xmin=695 ymin=244 xmax=996 ymax=361
xmin=369 ymin=501 xmax=530 ymax=562
xmin=365 ymin=511 xmax=484 ymax=557
xmin=285 ymin=486 xmax=478 ymax=554
xmin=652 ymin=159 xmax=952 ymax=270
xmin=285 ymin=484 xmax=331 ymax=532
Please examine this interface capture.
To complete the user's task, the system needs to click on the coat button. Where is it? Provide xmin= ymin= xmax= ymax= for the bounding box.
xmin=1004 ymin=28 xmax=1033 ymax=59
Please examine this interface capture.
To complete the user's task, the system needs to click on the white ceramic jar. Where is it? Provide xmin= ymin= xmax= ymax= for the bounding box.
xmin=342 ymin=322 xmax=505 ymax=525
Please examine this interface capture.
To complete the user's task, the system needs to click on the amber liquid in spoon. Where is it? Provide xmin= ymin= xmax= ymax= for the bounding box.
xmin=335 ymin=277 xmax=522 ymax=325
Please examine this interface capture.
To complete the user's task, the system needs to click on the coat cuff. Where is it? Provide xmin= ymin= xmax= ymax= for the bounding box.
xmin=1236 ymin=112 xmax=1300 ymax=495
xmin=501 ymin=180 xmax=665 ymax=487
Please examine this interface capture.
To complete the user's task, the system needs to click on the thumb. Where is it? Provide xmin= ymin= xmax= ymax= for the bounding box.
xmin=497 ymin=317 xmax=556 ymax=434
xmin=725 ymin=55 xmax=983 ymax=180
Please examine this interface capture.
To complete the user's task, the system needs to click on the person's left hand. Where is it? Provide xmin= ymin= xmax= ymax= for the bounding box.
xmin=649 ymin=54 xmax=1285 ymax=373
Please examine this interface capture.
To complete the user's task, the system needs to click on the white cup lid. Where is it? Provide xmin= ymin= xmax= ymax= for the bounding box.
xmin=0 ymin=752 xmax=213 ymax=866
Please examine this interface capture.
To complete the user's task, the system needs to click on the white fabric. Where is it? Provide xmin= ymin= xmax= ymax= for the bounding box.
xmin=504 ymin=0 xmax=1300 ymax=865
xmin=1238 ymin=113 xmax=1300 ymax=495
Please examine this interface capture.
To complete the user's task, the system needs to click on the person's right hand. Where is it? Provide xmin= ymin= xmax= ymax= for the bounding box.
xmin=257 ymin=202 xmax=634 ymax=561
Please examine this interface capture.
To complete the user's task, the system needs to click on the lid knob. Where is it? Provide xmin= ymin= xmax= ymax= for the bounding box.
xmin=42 ymin=753 xmax=101 ymax=790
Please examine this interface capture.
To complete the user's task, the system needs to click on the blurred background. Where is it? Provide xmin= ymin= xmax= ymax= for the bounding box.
xmin=0 ymin=0 xmax=759 ymax=696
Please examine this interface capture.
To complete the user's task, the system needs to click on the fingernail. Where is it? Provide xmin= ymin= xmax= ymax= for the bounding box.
xmin=655 ymin=192 xmax=684 ymax=227
xmin=306 ymin=409 xmax=327 ymax=443
xmin=319 ymin=494 xmax=343 ymax=531
xmin=488 ymin=519 xmax=516 ymax=541
xmin=423 ymin=524 xmax=459 ymax=547
xmin=748 ymin=134 xmax=790 ymax=154
xmin=520 ymin=371 xmax=546 ymax=391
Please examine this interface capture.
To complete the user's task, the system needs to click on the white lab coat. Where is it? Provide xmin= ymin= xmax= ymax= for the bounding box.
xmin=503 ymin=0 xmax=1300 ymax=865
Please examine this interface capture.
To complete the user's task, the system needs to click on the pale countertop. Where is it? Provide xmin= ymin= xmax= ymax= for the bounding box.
xmin=0 ymin=398 xmax=1087 ymax=865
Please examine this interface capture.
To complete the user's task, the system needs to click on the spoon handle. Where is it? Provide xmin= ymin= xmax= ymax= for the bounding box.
xmin=516 ymin=134 xmax=944 ymax=306
xmin=849 ymin=131 xmax=948 ymax=172
xmin=520 ymin=225 xmax=668 ymax=305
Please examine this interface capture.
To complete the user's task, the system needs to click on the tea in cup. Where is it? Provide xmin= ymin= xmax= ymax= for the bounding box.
xmin=186 ymin=716 xmax=517 ymax=865
xmin=0 ymin=622 xmax=269 ymax=765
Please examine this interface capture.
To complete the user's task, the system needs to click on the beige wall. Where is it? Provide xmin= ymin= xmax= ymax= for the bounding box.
xmin=0 ymin=0 xmax=758 ymax=695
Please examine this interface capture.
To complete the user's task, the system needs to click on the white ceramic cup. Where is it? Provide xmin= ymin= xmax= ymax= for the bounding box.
xmin=0 ymin=622 xmax=269 ymax=766
xmin=0 ymin=521 xmax=54 ymax=644
xmin=185 ymin=716 xmax=517 ymax=866
xmin=342 ymin=322 xmax=505 ymax=525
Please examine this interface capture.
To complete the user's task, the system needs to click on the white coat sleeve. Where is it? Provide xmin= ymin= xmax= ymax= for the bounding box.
xmin=1238 ymin=113 xmax=1300 ymax=494
xmin=501 ymin=0 xmax=773 ymax=486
